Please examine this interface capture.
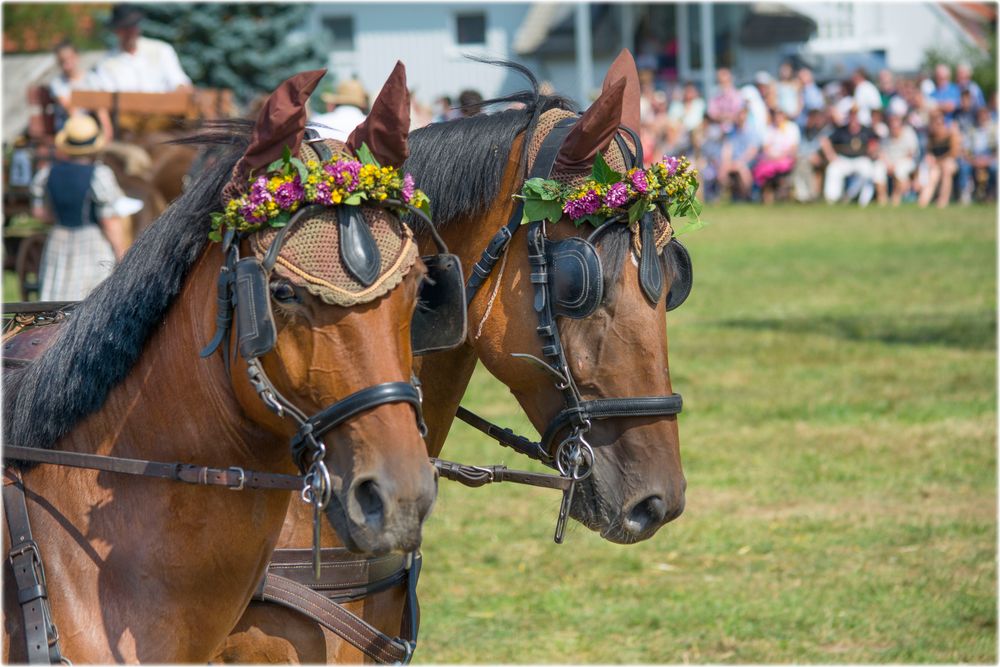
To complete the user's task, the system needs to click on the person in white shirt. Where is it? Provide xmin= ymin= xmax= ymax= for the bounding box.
xmin=311 ymin=78 xmax=369 ymax=142
xmin=848 ymin=68 xmax=883 ymax=127
xmin=873 ymin=113 xmax=919 ymax=206
xmin=87 ymin=4 xmax=192 ymax=94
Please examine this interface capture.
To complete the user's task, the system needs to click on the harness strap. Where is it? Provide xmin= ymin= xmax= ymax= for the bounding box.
xmin=539 ymin=394 xmax=684 ymax=452
xmin=3 ymin=446 xmax=303 ymax=492
xmin=3 ymin=469 xmax=64 ymax=664
xmin=254 ymin=551 xmax=421 ymax=664
xmin=454 ymin=406 xmax=549 ymax=462
xmin=432 ymin=458 xmax=571 ymax=491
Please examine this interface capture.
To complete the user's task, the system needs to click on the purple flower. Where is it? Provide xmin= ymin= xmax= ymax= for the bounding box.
xmin=326 ymin=159 xmax=361 ymax=189
xmin=274 ymin=177 xmax=304 ymax=208
xmin=603 ymin=182 xmax=629 ymax=208
xmin=240 ymin=202 xmax=266 ymax=225
xmin=249 ymin=176 xmax=273 ymax=206
xmin=563 ymin=189 xmax=601 ymax=219
xmin=402 ymin=173 xmax=415 ymax=203
xmin=662 ymin=156 xmax=680 ymax=176
xmin=630 ymin=169 xmax=649 ymax=194
xmin=314 ymin=181 xmax=332 ymax=205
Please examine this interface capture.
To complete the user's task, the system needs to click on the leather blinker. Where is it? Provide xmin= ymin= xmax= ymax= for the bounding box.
xmin=637 ymin=212 xmax=664 ymax=304
xmin=411 ymin=253 xmax=468 ymax=355
xmin=665 ymin=238 xmax=693 ymax=312
xmin=337 ymin=205 xmax=382 ymax=287
xmin=234 ymin=257 xmax=278 ymax=360
xmin=546 ymin=236 xmax=604 ymax=319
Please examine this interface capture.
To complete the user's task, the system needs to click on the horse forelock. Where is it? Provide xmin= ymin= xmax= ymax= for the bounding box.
xmin=3 ymin=123 xmax=252 ymax=455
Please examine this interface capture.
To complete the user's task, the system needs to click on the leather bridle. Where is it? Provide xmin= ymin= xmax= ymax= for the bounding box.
xmin=438 ymin=115 xmax=685 ymax=542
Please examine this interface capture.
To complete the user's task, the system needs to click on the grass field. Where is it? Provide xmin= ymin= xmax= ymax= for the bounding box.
xmin=413 ymin=203 xmax=997 ymax=663
xmin=3 ymin=203 xmax=995 ymax=663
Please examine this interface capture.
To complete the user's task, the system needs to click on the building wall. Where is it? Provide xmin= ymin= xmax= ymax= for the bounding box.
xmin=790 ymin=2 xmax=975 ymax=73
xmin=312 ymin=3 xmax=532 ymax=106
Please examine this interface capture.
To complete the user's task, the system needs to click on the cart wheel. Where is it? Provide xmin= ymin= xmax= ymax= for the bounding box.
xmin=15 ymin=233 xmax=46 ymax=301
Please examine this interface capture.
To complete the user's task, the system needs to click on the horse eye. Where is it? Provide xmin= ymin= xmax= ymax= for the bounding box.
xmin=270 ymin=281 xmax=299 ymax=303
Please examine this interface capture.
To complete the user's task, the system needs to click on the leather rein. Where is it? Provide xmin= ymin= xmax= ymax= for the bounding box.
xmin=437 ymin=115 xmax=684 ymax=542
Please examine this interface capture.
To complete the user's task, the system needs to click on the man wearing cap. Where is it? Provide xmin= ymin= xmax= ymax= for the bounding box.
xmin=30 ymin=115 xmax=136 ymax=301
xmin=311 ymin=78 xmax=369 ymax=141
xmin=87 ymin=4 xmax=192 ymax=94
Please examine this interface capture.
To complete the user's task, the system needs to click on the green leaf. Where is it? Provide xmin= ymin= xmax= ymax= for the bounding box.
xmin=282 ymin=145 xmax=292 ymax=162
xmin=575 ymin=213 xmax=605 ymax=228
xmin=271 ymin=210 xmax=291 ymax=228
xmin=266 ymin=156 xmax=285 ymax=173
xmin=591 ymin=152 xmax=621 ymax=186
xmin=208 ymin=228 xmax=223 ymax=243
xmin=673 ymin=215 xmax=705 ymax=236
xmin=417 ymin=197 xmax=433 ymax=220
xmin=289 ymin=156 xmax=309 ymax=182
xmin=356 ymin=142 xmax=381 ymax=168
xmin=524 ymin=197 xmax=564 ymax=223
xmin=523 ymin=177 xmax=563 ymax=201
xmin=627 ymin=198 xmax=649 ymax=225
xmin=343 ymin=192 xmax=364 ymax=206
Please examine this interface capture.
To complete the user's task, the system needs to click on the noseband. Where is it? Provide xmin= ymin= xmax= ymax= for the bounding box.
xmin=445 ymin=115 xmax=690 ymax=542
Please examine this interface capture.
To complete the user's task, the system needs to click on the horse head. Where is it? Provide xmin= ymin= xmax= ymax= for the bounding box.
xmin=217 ymin=64 xmax=439 ymax=556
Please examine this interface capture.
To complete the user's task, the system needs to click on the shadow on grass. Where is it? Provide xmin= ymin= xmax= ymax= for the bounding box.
xmin=715 ymin=310 xmax=997 ymax=350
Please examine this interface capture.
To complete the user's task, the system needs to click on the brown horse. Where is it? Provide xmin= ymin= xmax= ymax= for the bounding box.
xmin=215 ymin=52 xmax=689 ymax=663
xmin=2 ymin=69 xmax=436 ymax=663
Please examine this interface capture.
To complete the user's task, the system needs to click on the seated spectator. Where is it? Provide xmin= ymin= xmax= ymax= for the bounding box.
xmin=873 ymin=113 xmax=920 ymax=206
xmin=707 ymin=67 xmax=743 ymax=132
xmin=797 ymin=67 xmax=825 ymax=119
xmin=956 ymin=62 xmax=986 ymax=111
xmin=660 ymin=119 xmax=692 ymax=161
xmin=49 ymin=41 xmax=114 ymax=141
xmin=917 ymin=110 xmax=962 ymax=208
xmin=953 ymin=89 xmax=978 ymax=134
xmin=792 ymin=108 xmax=831 ymax=202
xmin=312 ymin=79 xmax=368 ymax=141
xmin=30 ymin=115 xmax=132 ymax=301
xmin=957 ymin=105 xmax=997 ymax=203
xmin=668 ymin=81 xmax=705 ymax=133
xmin=692 ymin=114 xmax=725 ymax=203
xmin=753 ymin=107 xmax=800 ymax=204
xmin=928 ymin=63 xmax=961 ymax=120
xmin=88 ymin=4 xmax=192 ymax=93
xmin=821 ymin=106 xmax=878 ymax=206
xmin=877 ymin=69 xmax=899 ymax=109
xmin=776 ymin=62 xmax=801 ymax=119
xmin=720 ymin=107 xmax=760 ymax=201
xmin=851 ymin=68 xmax=883 ymax=127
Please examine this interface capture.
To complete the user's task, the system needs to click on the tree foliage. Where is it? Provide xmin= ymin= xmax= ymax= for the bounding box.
xmin=137 ymin=3 xmax=328 ymax=105
xmin=3 ymin=3 xmax=107 ymax=53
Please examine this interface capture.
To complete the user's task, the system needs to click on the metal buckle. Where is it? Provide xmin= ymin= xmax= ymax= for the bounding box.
xmin=8 ymin=540 xmax=40 ymax=564
xmin=228 ymin=466 xmax=246 ymax=491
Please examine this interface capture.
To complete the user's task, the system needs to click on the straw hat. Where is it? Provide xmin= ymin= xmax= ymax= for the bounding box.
xmin=321 ymin=79 xmax=368 ymax=109
xmin=55 ymin=115 xmax=105 ymax=156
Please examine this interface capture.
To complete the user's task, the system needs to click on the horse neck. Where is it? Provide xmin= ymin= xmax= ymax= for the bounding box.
xmin=65 ymin=245 xmax=281 ymax=469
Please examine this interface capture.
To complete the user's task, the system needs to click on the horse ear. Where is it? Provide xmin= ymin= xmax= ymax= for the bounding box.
xmin=603 ymin=48 xmax=641 ymax=132
xmin=346 ymin=61 xmax=410 ymax=167
xmin=240 ymin=69 xmax=327 ymax=176
xmin=555 ymin=78 xmax=626 ymax=171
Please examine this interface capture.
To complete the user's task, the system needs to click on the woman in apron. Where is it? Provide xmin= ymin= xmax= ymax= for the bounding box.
xmin=30 ymin=114 xmax=134 ymax=301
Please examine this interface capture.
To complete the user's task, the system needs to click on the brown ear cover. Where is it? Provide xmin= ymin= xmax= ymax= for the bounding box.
xmin=554 ymin=78 xmax=626 ymax=171
xmin=603 ymin=48 xmax=641 ymax=133
xmin=239 ymin=69 xmax=327 ymax=179
xmin=346 ymin=61 xmax=410 ymax=167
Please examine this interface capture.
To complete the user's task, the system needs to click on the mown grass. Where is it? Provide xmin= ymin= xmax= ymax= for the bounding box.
xmin=414 ymin=203 xmax=996 ymax=663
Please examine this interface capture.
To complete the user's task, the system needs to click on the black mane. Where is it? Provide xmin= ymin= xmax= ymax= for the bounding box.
xmin=404 ymin=60 xmax=576 ymax=227
xmin=3 ymin=121 xmax=252 ymax=451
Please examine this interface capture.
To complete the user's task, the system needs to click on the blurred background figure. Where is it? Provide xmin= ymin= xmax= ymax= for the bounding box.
xmin=792 ymin=108 xmax=831 ymax=202
xmin=432 ymin=95 xmax=462 ymax=123
xmin=457 ymin=88 xmax=484 ymax=117
xmin=312 ymin=78 xmax=369 ymax=141
xmin=821 ymin=106 xmax=877 ymax=206
xmin=29 ymin=114 xmax=133 ymax=301
xmin=958 ymin=105 xmax=998 ymax=203
xmin=49 ymin=40 xmax=114 ymax=142
xmin=918 ymin=110 xmax=962 ymax=207
xmin=668 ymin=81 xmax=705 ymax=133
xmin=873 ymin=112 xmax=920 ymax=206
xmin=775 ymin=62 xmax=801 ymax=119
xmin=753 ymin=107 xmax=800 ymax=204
xmin=708 ymin=67 xmax=743 ymax=132
xmin=928 ymin=63 xmax=960 ymax=120
xmin=720 ymin=107 xmax=759 ymax=201
xmin=88 ymin=4 xmax=192 ymax=94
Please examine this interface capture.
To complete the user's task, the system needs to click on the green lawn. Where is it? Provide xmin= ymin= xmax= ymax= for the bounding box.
xmin=414 ymin=203 xmax=997 ymax=663
xmin=3 ymin=203 xmax=995 ymax=663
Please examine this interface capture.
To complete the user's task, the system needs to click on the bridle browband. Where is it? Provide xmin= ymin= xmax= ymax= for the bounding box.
xmin=438 ymin=115 xmax=685 ymax=542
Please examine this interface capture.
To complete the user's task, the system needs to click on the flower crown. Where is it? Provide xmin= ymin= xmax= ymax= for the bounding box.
xmin=209 ymin=143 xmax=431 ymax=242
xmin=517 ymin=153 xmax=704 ymax=235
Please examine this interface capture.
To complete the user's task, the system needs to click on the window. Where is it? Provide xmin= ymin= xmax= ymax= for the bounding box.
xmin=455 ymin=13 xmax=486 ymax=45
xmin=323 ymin=16 xmax=355 ymax=52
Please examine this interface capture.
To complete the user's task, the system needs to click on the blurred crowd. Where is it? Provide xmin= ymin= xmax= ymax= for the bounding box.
xmin=639 ymin=62 xmax=998 ymax=207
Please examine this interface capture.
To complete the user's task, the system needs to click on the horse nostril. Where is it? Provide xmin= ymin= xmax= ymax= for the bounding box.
xmin=353 ymin=479 xmax=386 ymax=530
xmin=623 ymin=495 xmax=667 ymax=535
